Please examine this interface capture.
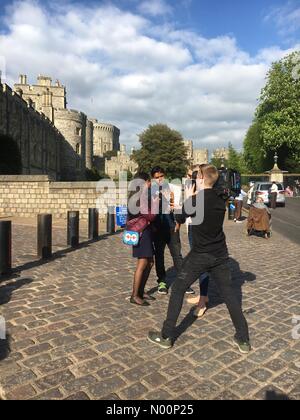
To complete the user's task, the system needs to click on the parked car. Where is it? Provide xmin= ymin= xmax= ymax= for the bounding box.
xmin=252 ymin=182 xmax=286 ymax=207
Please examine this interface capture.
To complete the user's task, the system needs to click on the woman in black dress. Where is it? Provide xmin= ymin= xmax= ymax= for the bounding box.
xmin=128 ymin=173 xmax=158 ymax=307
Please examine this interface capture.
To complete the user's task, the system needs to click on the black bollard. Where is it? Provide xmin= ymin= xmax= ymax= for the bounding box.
xmin=88 ymin=208 xmax=99 ymax=240
xmin=67 ymin=211 xmax=80 ymax=248
xmin=106 ymin=206 xmax=115 ymax=234
xmin=37 ymin=214 xmax=52 ymax=259
xmin=0 ymin=221 xmax=12 ymax=275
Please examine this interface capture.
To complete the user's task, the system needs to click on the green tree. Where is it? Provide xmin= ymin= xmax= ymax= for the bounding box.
xmin=103 ymin=150 xmax=118 ymax=159
xmin=132 ymin=124 xmax=190 ymax=178
xmin=227 ymin=143 xmax=241 ymax=171
xmin=244 ymin=52 xmax=300 ymax=172
xmin=210 ymin=157 xmax=228 ymax=169
xmin=243 ymin=121 xmax=266 ymax=172
xmin=85 ymin=167 xmax=110 ymax=181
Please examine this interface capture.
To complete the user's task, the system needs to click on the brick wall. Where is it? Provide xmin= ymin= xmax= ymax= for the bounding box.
xmin=0 ymin=176 xmax=127 ymax=220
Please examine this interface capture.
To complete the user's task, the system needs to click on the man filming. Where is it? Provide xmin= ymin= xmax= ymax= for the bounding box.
xmin=148 ymin=164 xmax=251 ymax=354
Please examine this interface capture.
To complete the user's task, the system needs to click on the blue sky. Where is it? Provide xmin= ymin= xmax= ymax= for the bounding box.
xmin=0 ymin=0 xmax=299 ymax=151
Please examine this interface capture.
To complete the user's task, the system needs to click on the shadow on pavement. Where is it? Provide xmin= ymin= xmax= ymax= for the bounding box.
xmin=166 ymin=257 xmax=256 ymax=341
xmin=265 ymin=390 xmax=290 ymax=400
xmin=0 ymin=278 xmax=32 ymax=363
xmin=0 ymin=333 xmax=11 ymax=363
xmin=0 ymin=277 xmax=33 ymax=305
xmin=1 ymin=232 xmax=120 ymax=279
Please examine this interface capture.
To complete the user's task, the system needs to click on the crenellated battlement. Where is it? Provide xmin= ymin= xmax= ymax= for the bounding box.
xmin=54 ymin=108 xmax=87 ymax=124
xmin=93 ymin=123 xmax=119 ymax=133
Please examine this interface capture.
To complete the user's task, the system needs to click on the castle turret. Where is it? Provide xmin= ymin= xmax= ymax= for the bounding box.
xmin=14 ymin=75 xmax=66 ymax=114
xmin=93 ymin=122 xmax=120 ymax=157
xmin=85 ymin=119 xmax=94 ymax=170
xmin=54 ymin=109 xmax=87 ymax=180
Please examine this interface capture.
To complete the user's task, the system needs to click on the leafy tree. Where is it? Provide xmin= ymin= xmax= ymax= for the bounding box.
xmin=211 ymin=144 xmax=247 ymax=173
xmin=244 ymin=52 xmax=300 ymax=172
xmin=86 ymin=167 xmax=110 ymax=181
xmin=210 ymin=157 xmax=228 ymax=169
xmin=243 ymin=121 xmax=267 ymax=172
xmin=132 ymin=124 xmax=190 ymax=179
xmin=103 ymin=150 xmax=118 ymax=159
xmin=227 ymin=143 xmax=242 ymax=171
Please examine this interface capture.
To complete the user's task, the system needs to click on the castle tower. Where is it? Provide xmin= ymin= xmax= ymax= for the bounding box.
xmin=120 ymin=144 xmax=126 ymax=155
xmin=85 ymin=119 xmax=94 ymax=170
xmin=54 ymin=109 xmax=87 ymax=180
xmin=14 ymin=74 xmax=66 ymax=118
xmin=193 ymin=149 xmax=209 ymax=165
xmin=93 ymin=122 xmax=120 ymax=157
xmin=41 ymin=89 xmax=54 ymax=122
xmin=184 ymin=140 xmax=193 ymax=161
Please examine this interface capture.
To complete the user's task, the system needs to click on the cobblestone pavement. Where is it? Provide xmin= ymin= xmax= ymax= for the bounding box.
xmin=0 ymin=217 xmax=299 ymax=400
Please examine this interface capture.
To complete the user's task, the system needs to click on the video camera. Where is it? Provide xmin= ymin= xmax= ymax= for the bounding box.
xmin=214 ymin=168 xmax=242 ymax=200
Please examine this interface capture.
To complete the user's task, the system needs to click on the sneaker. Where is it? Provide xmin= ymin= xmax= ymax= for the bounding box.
xmin=233 ymin=337 xmax=251 ymax=354
xmin=185 ymin=287 xmax=195 ymax=295
xmin=148 ymin=331 xmax=173 ymax=349
xmin=158 ymin=282 xmax=168 ymax=295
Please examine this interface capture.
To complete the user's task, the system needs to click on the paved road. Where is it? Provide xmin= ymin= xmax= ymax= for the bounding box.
xmin=271 ymin=198 xmax=300 ymax=245
xmin=0 ymin=220 xmax=300 ymax=400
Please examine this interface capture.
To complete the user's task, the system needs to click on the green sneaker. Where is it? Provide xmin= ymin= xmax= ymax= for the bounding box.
xmin=148 ymin=331 xmax=173 ymax=349
xmin=158 ymin=282 xmax=168 ymax=295
xmin=233 ymin=337 xmax=251 ymax=354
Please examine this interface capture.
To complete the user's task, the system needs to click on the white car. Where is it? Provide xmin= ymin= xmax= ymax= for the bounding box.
xmin=252 ymin=182 xmax=286 ymax=207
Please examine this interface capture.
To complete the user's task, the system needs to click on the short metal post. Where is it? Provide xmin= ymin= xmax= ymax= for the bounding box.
xmin=106 ymin=206 xmax=115 ymax=234
xmin=0 ymin=221 xmax=12 ymax=275
xmin=67 ymin=211 xmax=80 ymax=247
xmin=88 ymin=208 xmax=99 ymax=240
xmin=37 ymin=214 xmax=52 ymax=259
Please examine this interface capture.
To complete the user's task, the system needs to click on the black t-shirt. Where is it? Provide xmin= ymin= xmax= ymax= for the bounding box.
xmin=176 ymin=188 xmax=228 ymax=258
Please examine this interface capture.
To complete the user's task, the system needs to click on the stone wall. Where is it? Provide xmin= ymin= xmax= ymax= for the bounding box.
xmin=0 ymin=81 xmax=63 ymax=180
xmin=0 ymin=176 xmax=127 ymax=221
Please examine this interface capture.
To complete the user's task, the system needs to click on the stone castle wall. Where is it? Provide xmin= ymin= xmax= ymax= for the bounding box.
xmin=0 ymin=176 xmax=127 ymax=221
xmin=0 ymin=81 xmax=63 ymax=180
xmin=10 ymin=75 xmax=120 ymax=179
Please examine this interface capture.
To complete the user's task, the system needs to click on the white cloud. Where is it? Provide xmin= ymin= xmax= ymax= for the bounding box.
xmin=0 ymin=0 xmax=298 ymax=153
xmin=138 ymin=0 xmax=173 ymax=17
xmin=265 ymin=1 xmax=300 ymax=36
